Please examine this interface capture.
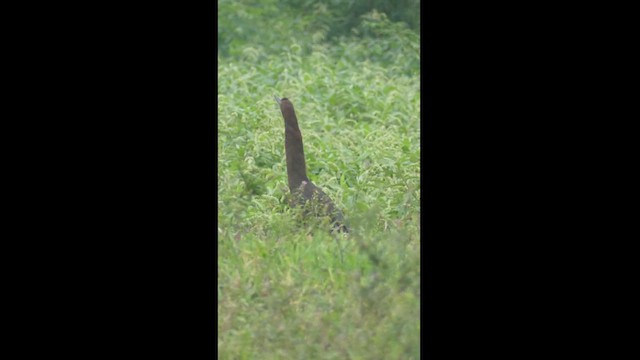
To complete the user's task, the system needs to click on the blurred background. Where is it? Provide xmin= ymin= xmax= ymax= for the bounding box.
xmin=218 ymin=1 xmax=421 ymax=359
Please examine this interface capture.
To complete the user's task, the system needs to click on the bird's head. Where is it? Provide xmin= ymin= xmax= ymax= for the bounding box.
xmin=274 ymin=95 xmax=291 ymax=105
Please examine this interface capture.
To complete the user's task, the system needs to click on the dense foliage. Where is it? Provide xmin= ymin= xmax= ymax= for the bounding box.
xmin=218 ymin=1 xmax=420 ymax=358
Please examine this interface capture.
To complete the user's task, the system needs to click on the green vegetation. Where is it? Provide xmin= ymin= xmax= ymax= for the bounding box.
xmin=218 ymin=1 xmax=420 ymax=358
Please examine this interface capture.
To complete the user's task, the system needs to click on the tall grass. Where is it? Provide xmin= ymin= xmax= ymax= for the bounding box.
xmin=218 ymin=2 xmax=420 ymax=358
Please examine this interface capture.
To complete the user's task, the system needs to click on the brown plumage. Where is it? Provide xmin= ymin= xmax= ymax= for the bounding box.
xmin=275 ymin=96 xmax=348 ymax=233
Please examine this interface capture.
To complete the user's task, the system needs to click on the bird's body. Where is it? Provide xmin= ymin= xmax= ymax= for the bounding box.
xmin=275 ymin=96 xmax=348 ymax=233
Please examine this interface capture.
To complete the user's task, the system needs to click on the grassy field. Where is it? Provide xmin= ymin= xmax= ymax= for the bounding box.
xmin=218 ymin=1 xmax=420 ymax=358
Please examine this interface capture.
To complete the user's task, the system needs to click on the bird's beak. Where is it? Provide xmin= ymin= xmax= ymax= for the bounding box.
xmin=273 ymin=95 xmax=282 ymax=105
